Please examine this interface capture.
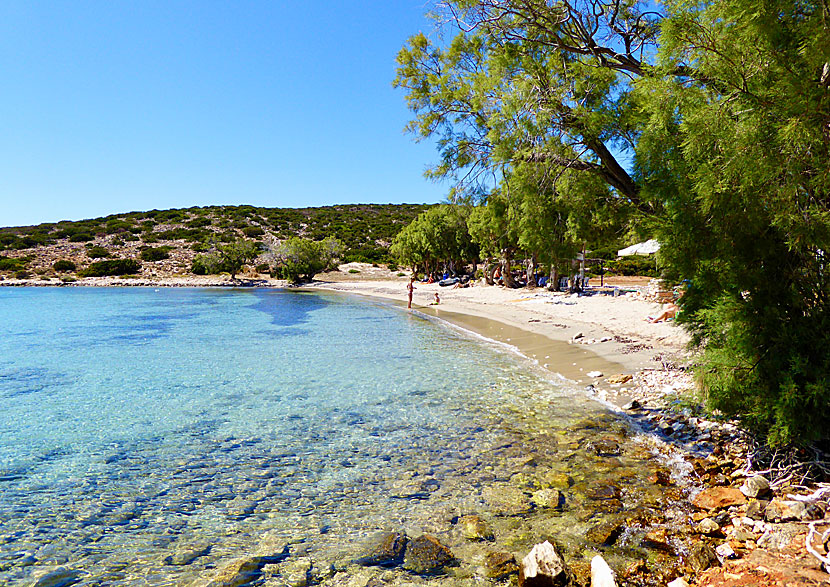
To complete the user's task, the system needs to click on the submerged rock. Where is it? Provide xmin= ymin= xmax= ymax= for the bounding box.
xmin=641 ymin=529 xmax=674 ymax=553
xmin=164 ymin=542 xmax=212 ymax=566
xmin=354 ymin=532 xmax=407 ymax=567
xmin=586 ymin=483 xmax=622 ymax=501
xmin=402 ymin=535 xmax=454 ymax=575
xmin=587 ymin=519 xmax=625 ymax=546
xmin=457 ymin=515 xmax=494 ymax=541
xmin=586 ymin=438 xmax=620 ymax=457
xmin=482 ymin=485 xmax=534 ymax=515
xmin=530 ymin=488 xmax=564 ymax=509
xmin=206 ymin=557 xmax=268 ymax=587
xmin=484 ymin=551 xmax=519 ymax=580
xmin=32 ymin=568 xmax=86 ymax=587
xmin=519 ymin=541 xmax=569 ymax=587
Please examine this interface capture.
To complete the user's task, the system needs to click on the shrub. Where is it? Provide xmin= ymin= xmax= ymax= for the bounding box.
xmin=14 ymin=270 xmax=30 ymax=279
xmin=607 ymin=256 xmax=659 ymax=277
xmin=255 ymin=263 xmax=270 ymax=273
xmin=53 ymin=259 xmax=77 ymax=272
xmin=0 ymin=256 xmax=27 ymax=271
xmin=348 ymin=269 xmax=360 ymax=274
xmin=86 ymin=245 xmax=110 ymax=259
xmin=243 ymin=226 xmax=265 ymax=238
xmin=140 ymin=246 xmax=171 ymax=262
xmin=69 ymin=232 xmax=95 ymax=243
xmin=80 ymin=259 xmax=141 ymax=277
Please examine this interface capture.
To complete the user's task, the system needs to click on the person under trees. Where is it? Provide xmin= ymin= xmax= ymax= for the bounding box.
xmin=395 ymin=0 xmax=830 ymax=447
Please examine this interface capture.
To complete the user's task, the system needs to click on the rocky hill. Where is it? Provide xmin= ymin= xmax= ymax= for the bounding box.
xmin=0 ymin=203 xmax=431 ymax=282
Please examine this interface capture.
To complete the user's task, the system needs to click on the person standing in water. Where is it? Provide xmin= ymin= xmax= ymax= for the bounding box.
xmin=407 ymin=277 xmax=416 ymax=309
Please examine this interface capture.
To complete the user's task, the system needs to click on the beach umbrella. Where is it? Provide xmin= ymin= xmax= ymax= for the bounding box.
xmin=617 ymin=239 xmax=660 ymax=257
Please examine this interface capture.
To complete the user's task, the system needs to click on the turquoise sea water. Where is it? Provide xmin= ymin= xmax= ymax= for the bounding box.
xmin=0 ymin=288 xmax=688 ymax=586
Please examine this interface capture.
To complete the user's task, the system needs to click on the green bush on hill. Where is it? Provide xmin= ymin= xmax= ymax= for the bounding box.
xmin=0 ymin=256 xmax=28 ymax=271
xmin=86 ymin=245 xmax=110 ymax=259
xmin=140 ymin=246 xmax=172 ymax=261
xmin=53 ymin=259 xmax=76 ymax=272
xmin=80 ymin=259 xmax=141 ymax=277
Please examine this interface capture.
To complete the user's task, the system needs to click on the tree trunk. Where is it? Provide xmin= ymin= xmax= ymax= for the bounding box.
xmin=525 ymin=254 xmax=538 ymax=288
xmin=502 ymin=257 xmax=518 ymax=288
xmin=485 ymin=261 xmax=497 ymax=286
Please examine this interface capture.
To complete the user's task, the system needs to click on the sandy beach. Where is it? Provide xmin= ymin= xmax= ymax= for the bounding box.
xmin=305 ymin=265 xmax=692 ymax=400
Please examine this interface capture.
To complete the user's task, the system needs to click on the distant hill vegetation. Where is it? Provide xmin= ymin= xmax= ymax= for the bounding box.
xmin=0 ymin=204 xmax=433 ymax=279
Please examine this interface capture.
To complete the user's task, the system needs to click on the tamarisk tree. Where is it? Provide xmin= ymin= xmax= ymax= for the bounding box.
xmin=397 ymin=0 xmax=830 ymax=446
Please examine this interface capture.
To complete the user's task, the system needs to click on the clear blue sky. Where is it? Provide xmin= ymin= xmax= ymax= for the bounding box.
xmin=0 ymin=1 xmax=448 ymax=227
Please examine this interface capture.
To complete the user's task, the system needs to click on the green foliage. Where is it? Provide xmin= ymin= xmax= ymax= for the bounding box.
xmin=390 ymin=204 xmax=477 ymax=275
xmin=607 ymin=256 xmax=659 ymax=277
xmin=69 ymin=232 xmax=95 ymax=243
xmin=0 ymin=256 xmax=27 ymax=271
xmin=14 ymin=270 xmax=30 ymax=279
xmin=140 ymin=246 xmax=172 ymax=262
xmin=80 ymin=259 xmax=141 ymax=277
xmin=635 ymin=0 xmax=830 ymax=446
xmin=243 ymin=226 xmax=264 ymax=238
xmin=86 ymin=245 xmax=110 ymax=259
xmin=53 ymin=259 xmax=77 ymax=272
xmin=191 ymin=240 xmax=260 ymax=279
xmin=267 ymin=236 xmax=344 ymax=283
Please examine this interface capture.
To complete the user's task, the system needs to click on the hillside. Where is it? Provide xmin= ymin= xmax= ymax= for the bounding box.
xmin=0 ymin=204 xmax=432 ymax=281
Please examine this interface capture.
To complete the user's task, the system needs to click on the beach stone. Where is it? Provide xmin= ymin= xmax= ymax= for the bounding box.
xmin=692 ymin=487 xmax=746 ymax=511
xmin=739 ymin=475 xmax=770 ymax=498
xmin=354 ymin=532 xmax=407 ymax=567
xmin=207 ymin=556 xmax=267 ymax=587
xmin=696 ymin=518 xmax=721 ymax=536
xmin=684 ymin=544 xmax=719 ymax=573
xmin=621 ymin=399 xmax=640 ymax=410
xmin=586 ymin=371 xmax=603 ymax=378
xmin=715 ymin=543 xmax=737 ymax=561
xmin=457 ymin=515 xmax=494 ymax=541
xmin=590 ymin=555 xmax=617 ymax=587
xmin=764 ymin=499 xmax=806 ymax=522
xmin=519 ymin=541 xmax=569 ymax=587
xmin=759 ymin=523 xmax=801 ymax=550
xmin=530 ymin=488 xmax=564 ymax=509
xmin=587 ymin=519 xmax=625 ymax=546
xmin=745 ymin=499 xmax=769 ymax=520
xmin=731 ymin=526 xmax=756 ymax=542
xmin=667 ymin=579 xmax=690 ymax=587
xmin=32 ymin=568 xmax=86 ymax=587
xmin=484 ymin=551 xmax=519 ymax=580
xmin=607 ymin=374 xmax=633 ymax=385
xmin=402 ymin=535 xmax=454 ymax=575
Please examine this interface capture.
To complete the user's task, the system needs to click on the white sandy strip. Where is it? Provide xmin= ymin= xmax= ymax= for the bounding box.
xmin=306 ymin=278 xmax=690 ymax=374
